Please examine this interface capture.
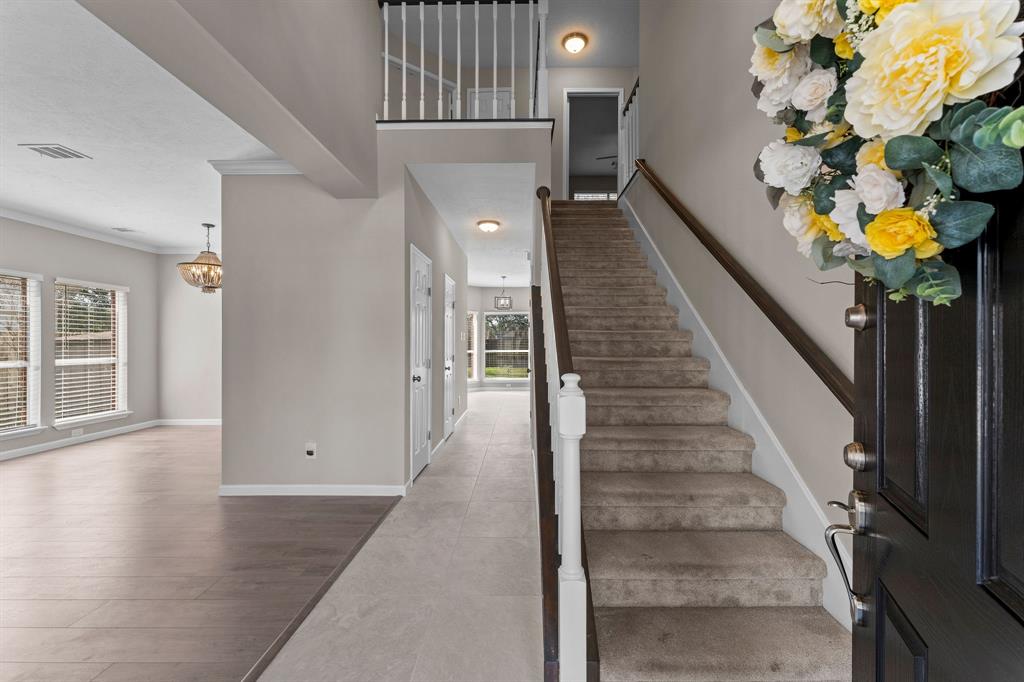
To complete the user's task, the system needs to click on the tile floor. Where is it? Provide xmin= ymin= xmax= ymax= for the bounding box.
xmin=0 ymin=427 xmax=395 ymax=682
xmin=259 ymin=390 xmax=543 ymax=682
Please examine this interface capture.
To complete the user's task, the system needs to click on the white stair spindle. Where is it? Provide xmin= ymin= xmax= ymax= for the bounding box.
xmin=537 ymin=0 xmax=548 ymax=117
xmin=492 ymin=0 xmax=498 ymax=118
xmin=437 ymin=3 xmax=444 ymax=119
xmin=510 ymin=2 xmax=515 ymax=118
xmin=383 ymin=2 xmax=390 ymax=119
xmin=528 ymin=0 xmax=534 ymax=117
xmin=558 ymin=372 xmax=587 ymax=682
xmin=419 ymin=1 xmax=425 ymax=119
xmin=402 ymin=2 xmax=407 ymax=120
xmin=456 ymin=0 xmax=462 ymax=118
xmin=474 ymin=1 xmax=480 ymax=119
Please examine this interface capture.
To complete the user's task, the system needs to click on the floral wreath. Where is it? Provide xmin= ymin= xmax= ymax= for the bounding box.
xmin=752 ymin=0 xmax=1024 ymax=305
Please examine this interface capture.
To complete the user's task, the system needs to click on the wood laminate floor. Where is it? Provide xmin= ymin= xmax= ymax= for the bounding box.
xmin=0 ymin=427 xmax=396 ymax=682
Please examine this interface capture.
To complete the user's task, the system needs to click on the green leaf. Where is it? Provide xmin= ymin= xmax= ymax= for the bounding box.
xmin=884 ymin=135 xmax=944 ymax=170
xmin=950 ymin=139 xmax=1023 ymax=192
xmin=811 ymin=234 xmax=846 ymax=271
xmin=931 ymin=200 xmax=995 ymax=248
xmin=755 ymin=26 xmax=793 ymax=53
xmin=836 ymin=0 xmax=848 ymax=17
xmin=857 ymin=204 xmax=875 ymax=233
xmin=825 ymin=88 xmax=847 ymax=124
xmin=821 ymin=137 xmax=863 ymax=175
xmin=872 ymin=250 xmax=917 ymax=289
xmin=810 ymin=35 xmax=837 ymax=66
xmin=791 ymin=110 xmax=813 ymax=134
xmin=766 ymin=186 xmax=785 ymax=210
xmin=906 ymin=169 xmax=938 ymax=208
xmin=848 ymin=257 xmax=876 ymax=278
xmin=923 ymin=163 xmax=954 ymax=200
xmin=847 ymin=53 xmax=864 ymax=74
xmin=812 ymin=174 xmax=850 ymax=214
xmin=949 ymin=100 xmax=986 ymax=133
xmin=1003 ymin=119 xmax=1024 ymax=148
xmin=753 ymin=156 xmax=765 ymax=183
xmin=792 ymin=131 xmax=832 ymax=147
xmin=907 ymin=261 xmax=962 ymax=306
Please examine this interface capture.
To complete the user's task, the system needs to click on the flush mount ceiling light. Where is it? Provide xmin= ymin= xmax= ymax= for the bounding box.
xmin=478 ymin=219 xmax=501 ymax=233
xmin=177 ymin=223 xmax=223 ymax=294
xmin=562 ymin=32 xmax=588 ymax=54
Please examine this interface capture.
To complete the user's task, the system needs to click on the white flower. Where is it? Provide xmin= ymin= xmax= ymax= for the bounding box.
xmin=790 ymin=68 xmax=838 ymax=122
xmin=845 ymin=0 xmax=1024 ymax=139
xmin=773 ymin=0 xmax=844 ymax=44
xmin=757 ymin=77 xmax=800 ymax=117
xmin=829 ymin=188 xmax=870 ymax=250
xmin=760 ymin=141 xmax=823 ymax=194
xmin=781 ymin=194 xmax=819 ymax=257
xmin=750 ymin=38 xmax=812 ymax=84
xmin=851 ymin=164 xmax=905 ymax=214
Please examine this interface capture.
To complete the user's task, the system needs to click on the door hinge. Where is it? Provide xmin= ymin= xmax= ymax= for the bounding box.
xmin=427 ymin=430 xmax=431 ymax=440
xmin=428 ymin=286 xmax=432 ymax=296
xmin=426 ymin=359 xmax=431 ymax=369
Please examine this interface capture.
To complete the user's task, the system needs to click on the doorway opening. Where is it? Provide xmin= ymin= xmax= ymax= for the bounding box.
xmin=563 ymin=90 xmax=623 ymax=200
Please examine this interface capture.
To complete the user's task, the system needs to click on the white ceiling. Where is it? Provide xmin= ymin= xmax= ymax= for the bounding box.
xmin=569 ymin=95 xmax=619 ymax=176
xmin=0 ymin=0 xmax=274 ymax=253
xmin=407 ymin=163 xmax=534 ymax=287
xmin=385 ymin=0 xmax=638 ymax=70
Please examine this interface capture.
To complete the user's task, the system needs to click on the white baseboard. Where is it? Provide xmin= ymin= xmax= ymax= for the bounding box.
xmin=468 ymin=384 xmax=530 ymax=392
xmin=219 ymin=484 xmax=407 ymax=497
xmin=0 ymin=418 xmax=222 ymax=462
xmin=621 ymin=196 xmax=854 ymax=631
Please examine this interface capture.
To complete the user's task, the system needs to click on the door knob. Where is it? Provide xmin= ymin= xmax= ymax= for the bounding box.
xmin=845 ymin=304 xmax=874 ymax=331
xmin=412 ymin=375 xmax=422 ymax=383
xmin=843 ymin=442 xmax=874 ymax=471
xmin=828 ymin=490 xmax=871 ymax=532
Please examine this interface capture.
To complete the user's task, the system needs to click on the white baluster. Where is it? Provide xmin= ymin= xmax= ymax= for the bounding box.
xmin=492 ymin=0 xmax=498 ymax=119
xmin=528 ymin=0 xmax=534 ymax=118
xmin=437 ymin=3 xmax=444 ymax=119
xmin=474 ymin=1 xmax=480 ymax=119
xmin=456 ymin=0 xmax=462 ymax=118
xmin=510 ymin=2 xmax=515 ymax=118
xmin=383 ymin=2 xmax=390 ymax=119
xmin=402 ymin=2 xmax=407 ymax=120
xmin=419 ymin=1 xmax=425 ymax=120
xmin=558 ymin=372 xmax=587 ymax=682
xmin=537 ymin=0 xmax=548 ymax=118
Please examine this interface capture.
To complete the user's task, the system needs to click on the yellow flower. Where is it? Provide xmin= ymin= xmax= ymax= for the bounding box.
xmin=865 ymin=208 xmax=943 ymax=259
xmin=858 ymin=0 xmax=916 ymax=22
xmin=785 ymin=127 xmax=805 ymax=142
xmin=856 ymin=139 xmax=887 ymax=170
xmin=846 ymin=0 xmax=1024 ymax=139
xmin=812 ymin=210 xmax=845 ymax=241
xmin=834 ymin=33 xmax=855 ymax=60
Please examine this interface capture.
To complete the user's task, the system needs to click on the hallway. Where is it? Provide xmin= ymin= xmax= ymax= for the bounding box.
xmin=260 ymin=390 xmax=542 ymax=682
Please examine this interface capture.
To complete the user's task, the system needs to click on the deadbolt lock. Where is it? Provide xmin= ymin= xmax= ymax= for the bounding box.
xmin=845 ymin=304 xmax=875 ymax=331
xmin=843 ymin=442 xmax=875 ymax=472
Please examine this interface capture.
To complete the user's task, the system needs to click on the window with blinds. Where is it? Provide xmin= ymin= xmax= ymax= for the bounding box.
xmin=484 ymin=312 xmax=529 ymax=380
xmin=466 ymin=311 xmax=477 ymax=380
xmin=0 ymin=273 xmax=41 ymax=434
xmin=54 ymin=281 xmax=128 ymax=423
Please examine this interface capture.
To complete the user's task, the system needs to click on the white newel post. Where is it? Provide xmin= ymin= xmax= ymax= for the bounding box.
xmin=558 ymin=372 xmax=587 ymax=682
xmin=536 ymin=0 xmax=549 ymax=117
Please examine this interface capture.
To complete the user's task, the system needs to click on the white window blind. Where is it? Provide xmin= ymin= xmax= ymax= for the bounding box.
xmin=0 ymin=273 xmax=41 ymax=433
xmin=54 ymin=281 xmax=128 ymax=423
xmin=466 ymin=311 xmax=478 ymax=380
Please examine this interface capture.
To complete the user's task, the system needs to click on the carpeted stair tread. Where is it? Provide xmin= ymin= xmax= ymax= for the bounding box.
xmin=574 ymin=356 xmax=710 ymax=371
xmin=581 ymin=472 xmax=785 ymax=508
xmin=586 ymin=530 xmax=825 ymax=581
xmin=594 ymin=606 xmax=851 ymax=682
xmin=585 ymin=388 xmax=726 ymax=406
xmin=582 ymin=424 xmax=753 ymax=451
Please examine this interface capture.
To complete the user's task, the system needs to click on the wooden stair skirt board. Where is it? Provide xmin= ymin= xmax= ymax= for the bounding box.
xmin=550 ymin=201 xmax=852 ymax=682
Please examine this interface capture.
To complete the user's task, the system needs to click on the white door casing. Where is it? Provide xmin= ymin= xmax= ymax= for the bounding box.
xmin=443 ymin=274 xmax=456 ymax=439
xmin=410 ymin=245 xmax=432 ymax=480
xmin=562 ymin=88 xmax=625 ymax=200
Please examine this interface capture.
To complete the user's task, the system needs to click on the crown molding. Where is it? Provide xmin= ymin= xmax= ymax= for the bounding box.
xmin=0 ymin=207 xmax=165 ymax=254
xmin=208 ymin=158 xmax=301 ymax=175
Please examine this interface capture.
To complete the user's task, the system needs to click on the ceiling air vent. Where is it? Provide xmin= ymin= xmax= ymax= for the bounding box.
xmin=18 ymin=143 xmax=91 ymax=159
xmin=111 ymin=227 xmax=136 ymax=233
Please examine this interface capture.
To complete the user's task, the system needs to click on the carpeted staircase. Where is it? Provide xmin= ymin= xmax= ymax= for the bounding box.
xmin=551 ymin=199 xmax=852 ymax=682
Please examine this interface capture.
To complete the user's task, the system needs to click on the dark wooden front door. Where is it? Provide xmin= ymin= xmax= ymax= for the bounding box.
xmin=851 ymin=189 xmax=1024 ymax=681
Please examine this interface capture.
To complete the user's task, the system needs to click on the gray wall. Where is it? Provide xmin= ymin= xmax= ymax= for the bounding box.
xmin=631 ymin=0 xmax=852 ymax=521
xmin=158 ymin=254 xmax=221 ymax=421
xmin=0 ymin=216 xmax=159 ymax=453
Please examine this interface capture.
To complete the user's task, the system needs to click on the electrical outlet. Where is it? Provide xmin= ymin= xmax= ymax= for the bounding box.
xmin=305 ymin=441 xmax=317 ymax=459
xmin=71 ymin=428 xmax=84 ymax=437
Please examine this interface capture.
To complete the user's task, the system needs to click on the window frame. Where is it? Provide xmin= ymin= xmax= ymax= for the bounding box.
xmin=466 ymin=310 xmax=478 ymax=382
xmin=0 ymin=269 xmax=42 ymax=439
xmin=53 ymin=278 xmax=130 ymax=428
xmin=482 ymin=311 xmax=530 ymax=383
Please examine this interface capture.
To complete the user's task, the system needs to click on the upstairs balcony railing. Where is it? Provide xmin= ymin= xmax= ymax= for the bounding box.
xmin=379 ymin=0 xmax=549 ymax=121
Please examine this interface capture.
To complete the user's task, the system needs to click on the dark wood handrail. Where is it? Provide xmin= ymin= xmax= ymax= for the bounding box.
xmin=632 ymin=159 xmax=855 ymax=415
xmin=537 ymin=186 xmax=574 ymax=376
xmin=622 ymin=78 xmax=639 ymax=117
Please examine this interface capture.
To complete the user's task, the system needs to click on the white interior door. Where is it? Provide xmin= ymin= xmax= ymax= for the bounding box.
xmin=443 ymin=275 xmax=456 ymax=439
xmin=410 ymin=245 xmax=432 ymax=479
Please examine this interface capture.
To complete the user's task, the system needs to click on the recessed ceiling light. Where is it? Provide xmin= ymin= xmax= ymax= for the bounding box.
xmin=478 ymin=220 xmax=500 ymax=233
xmin=563 ymin=32 xmax=588 ymax=54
